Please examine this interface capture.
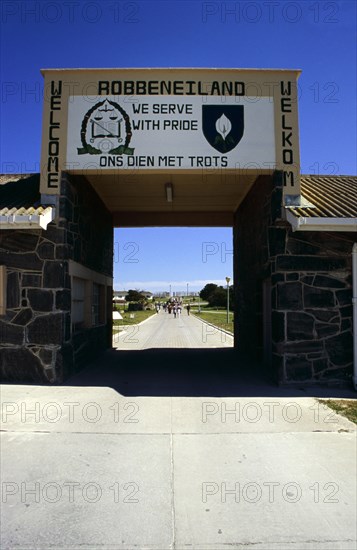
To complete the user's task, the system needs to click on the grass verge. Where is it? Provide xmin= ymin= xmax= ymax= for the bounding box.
xmin=113 ymin=310 xmax=156 ymax=332
xmin=193 ymin=310 xmax=234 ymax=334
xmin=318 ymin=399 xmax=357 ymax=424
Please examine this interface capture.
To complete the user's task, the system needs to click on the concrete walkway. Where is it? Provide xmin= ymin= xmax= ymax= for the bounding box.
xmin=0 ymin=385 xmax=356 ymax=549
xmin=1 ymin=319 xmax=356 ymax=549
xmin=113 ymin=310 xmax=233 ymax=350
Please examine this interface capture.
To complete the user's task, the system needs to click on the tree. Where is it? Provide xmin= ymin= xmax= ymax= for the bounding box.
xmin=207 ymin=286 xmax=226 ymax=307
xmin=125 ymin=289 xmax=145 ymax=303
xmin=206 ymin=285 xmax=234 ymax=308
xmin=199 ymin=283 xmax=218 ymax=301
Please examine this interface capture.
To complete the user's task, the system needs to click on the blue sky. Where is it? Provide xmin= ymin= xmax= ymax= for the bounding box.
xmin=1 ymin=1 xmax=356 ymax=292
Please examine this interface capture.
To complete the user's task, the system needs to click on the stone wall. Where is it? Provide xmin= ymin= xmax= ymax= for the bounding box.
xmin=0 ymin=225 xmax=70 ymax=383
xmin=60 ymin=174 xmax=113 ymax=276
xmin=59 ymin=173 xmax=113 ymax=373
xmin=0 ymin=173 xmax=113 ymax=383
xmin=233 ymin=173 xmax=280 ymax=359
xmin=234 ymin=172 xmax=355 ymax=386
xmin=273 ymin=231 xmax=354 ymax=385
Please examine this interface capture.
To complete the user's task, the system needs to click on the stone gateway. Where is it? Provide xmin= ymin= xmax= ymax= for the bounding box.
xmin=0 ymin=68 xmax=356 ymax=388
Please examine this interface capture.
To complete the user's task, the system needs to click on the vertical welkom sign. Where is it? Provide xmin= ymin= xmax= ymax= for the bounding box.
xmin=40 ymin=69 xmax=301 ymax=203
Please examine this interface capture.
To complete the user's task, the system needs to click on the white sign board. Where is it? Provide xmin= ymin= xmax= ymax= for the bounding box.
xmin=112 ymin=311 xmax=123 ymax=320
xmin=66 ymin=96 xmax=275 ymax=170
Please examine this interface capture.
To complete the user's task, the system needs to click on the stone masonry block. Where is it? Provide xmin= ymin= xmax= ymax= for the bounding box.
xmin=304 ymin=286 xmax=335 ymax=308
xmin=287 ymin=312 xmax=315 ymax=341
xmin=27 ymin=313 xmax=63 ymax=345
xmin=277 ymin=282 xmax=303 ymax=310
xmin=27 ymin=289 xmax=53 ymax=312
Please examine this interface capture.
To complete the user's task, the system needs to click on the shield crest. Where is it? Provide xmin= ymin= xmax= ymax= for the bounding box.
xmin=202 ymin=105 xmax=244 ymax=153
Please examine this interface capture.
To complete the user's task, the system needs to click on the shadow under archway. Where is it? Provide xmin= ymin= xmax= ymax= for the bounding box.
xmin=64 ymin=348 xmax=268 ymax=396
xmin=63 ymin=347 xmax=356 ymax=398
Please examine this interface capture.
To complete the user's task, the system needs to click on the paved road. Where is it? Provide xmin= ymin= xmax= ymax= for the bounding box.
xmin=113 ymin=310 xmax=233 ymax=350
xmin=1 ymin=385 xmax=356 ymax=549
xmin=2 ymin=314 xmax=356 ymax=549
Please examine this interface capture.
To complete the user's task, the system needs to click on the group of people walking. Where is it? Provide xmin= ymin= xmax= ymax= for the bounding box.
xmin=155 ymin=299 xmax=191 ymax=317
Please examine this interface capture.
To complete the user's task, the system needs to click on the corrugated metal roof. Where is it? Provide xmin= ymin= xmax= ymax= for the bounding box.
xmin=289 ymin=175 xmax=357 ymax=218
xmin=0 ymin=173 xmax=356 ymax=220
xmin=0 ymin=174 xmax=55 ymax=229
xmin=0 ymin=174 xmax=41 ymax=209
xmin=0 ymin=174 xmax=36 ymax=186
xmin=0 ymin=206 xmax=52 ymax=216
